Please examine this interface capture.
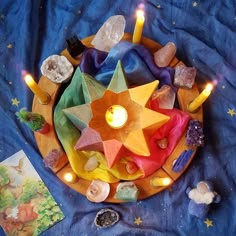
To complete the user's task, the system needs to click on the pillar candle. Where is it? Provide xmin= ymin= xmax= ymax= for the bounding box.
xmin=24 ymin=74 xmax=50 ymax=104
xmin=188 ymin=84 xmax=213 ymax=112
xmin=132 ymin=9 xmax=145 ymax=44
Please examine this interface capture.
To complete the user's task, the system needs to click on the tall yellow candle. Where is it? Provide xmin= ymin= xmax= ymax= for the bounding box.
xmin=24 ymin=74 xmax=50 ymax=104
xmin=188 ymin=84 xmax=213 ymax=112
xmin=132 ymin=9 xmax=145 ymax=44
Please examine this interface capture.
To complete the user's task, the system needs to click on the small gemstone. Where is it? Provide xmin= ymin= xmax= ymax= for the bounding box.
xmin=154 ymin=42 xmax=177 ymax=67
xmin=174 ymin=65 xmax=196 ymax=89
xmin=185 ymin=120 xmax=204 ymax=146
xmin=114 ymin=182 xmax=139 ymax=201
xmin=126 ymin=161 xmax=139 ymax=174
xmin=155 ymin=137 xmax=168 ymax=149
xmin=152 ymin=85 xmax=176 ymax=109
xmin=44 ymin=149 xmax=62 ymax=168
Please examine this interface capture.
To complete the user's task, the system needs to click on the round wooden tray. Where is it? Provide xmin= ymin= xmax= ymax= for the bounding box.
xmin=32 ymin=33 xmax=203 ymax=203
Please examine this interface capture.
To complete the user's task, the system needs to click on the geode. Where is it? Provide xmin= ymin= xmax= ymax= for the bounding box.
xmin=94 ymin=208 xmax=119 ymax=228
xmin=40 ymin=55 xmax=74 ymax=83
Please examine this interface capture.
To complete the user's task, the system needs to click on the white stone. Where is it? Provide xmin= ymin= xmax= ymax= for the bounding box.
xmin=84 ymin=155 xmax=98 ymax=171
xmin=86 ymin=180 xmax=110 ymax=203
xmin=92 ymin=15 xmax=126 ymax=52
xmin=40 ymin=55 xmax=74 ymax=83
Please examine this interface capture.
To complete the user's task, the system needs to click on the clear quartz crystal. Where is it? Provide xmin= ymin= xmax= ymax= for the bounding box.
xmin=152 ymin=85 xmax=176 ymax=109
xmin=92 ymin=15 xmax=126 ymax=52
xmin=154 ymin=42 xmax=177 ymax=67
xmin=84 ymin=155 xmax=98 ymax=171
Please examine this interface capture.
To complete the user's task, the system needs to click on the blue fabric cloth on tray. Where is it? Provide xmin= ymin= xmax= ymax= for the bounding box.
xmin=80 ymin=41 xmax=174 ymax=88
xmin=0 ymin=0 xmax=236 ymax=235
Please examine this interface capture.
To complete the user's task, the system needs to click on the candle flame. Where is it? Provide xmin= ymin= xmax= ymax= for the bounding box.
xmin=136 ymin=9 xmax=144 ymax=18
xmin=205 ymin=83 xmax=213 ymax=92
xmin=162 ymin=177 xmax=172 ymax=186
xmin=24 ymin=74 xmax=33 ymax=83
xmin=64 ymin=173 xmax=74 ymax=182
xmin=105 ymin=105 xmax=128 ymax=129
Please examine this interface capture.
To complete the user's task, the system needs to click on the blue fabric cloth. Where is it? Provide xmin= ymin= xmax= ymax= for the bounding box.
xmin=80 ymin=41 xmax=175 ymax=88
xmin=0 ymin=0 xmax=236 ymax=235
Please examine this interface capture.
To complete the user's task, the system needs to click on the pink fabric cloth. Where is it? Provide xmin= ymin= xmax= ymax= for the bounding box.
xmin=130 ymin=100 xmax=190 ymax=177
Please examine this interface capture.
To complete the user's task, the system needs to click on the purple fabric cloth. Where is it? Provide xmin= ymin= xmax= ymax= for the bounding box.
xmin=80 ymin=41 xmax=175 ymax=88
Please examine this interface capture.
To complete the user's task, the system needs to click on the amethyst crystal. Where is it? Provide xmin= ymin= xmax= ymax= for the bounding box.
xmin=43 ymin=149 xmax=62 ymax=168
xmin=186 ymin=120 xmax=204 ymax=146
xmin=174 ymin=65 xmax=196 ymax=89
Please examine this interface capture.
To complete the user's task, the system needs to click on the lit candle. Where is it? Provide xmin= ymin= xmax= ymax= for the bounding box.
xmin=150 ymin=177 xmax=172 ymax=187
xmin=105 ymin=105 xmax=128 ymax=129
xmin=132 ymin=9 xmax=145 ymax=44
xmin=24 ymin=74 xmax=50 ymax=104
xmin=63 ymin=172 xmax=78 ymax=183
xmin=188 ymin=84 xmax=213 ymax=113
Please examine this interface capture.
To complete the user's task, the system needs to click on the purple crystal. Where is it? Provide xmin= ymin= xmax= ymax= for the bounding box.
xmin=43 ymin=149 xmax=62 ymax=168
xmin=174 ymin=65 xmax=196 ymax=89
xmin=186 ymin=120 xmax=204 ymax=146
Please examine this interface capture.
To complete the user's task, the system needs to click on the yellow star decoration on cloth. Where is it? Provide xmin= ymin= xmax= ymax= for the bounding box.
xmin=227 ymin=108 xmax=236 ymax=117
xmin=63 ymin=61 xmax=169 ymax=168
xmin=134 ymin=217 xmax=142 ymax=225
xmin=11 ymin=98 xmax=20 ymax=106
xmin=204 ymin=218 xmax=213 ymax=228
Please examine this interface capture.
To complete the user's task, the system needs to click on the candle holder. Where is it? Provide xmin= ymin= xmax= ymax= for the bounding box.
xmin=38 ymin=92 xmax=51 ymax=105
xmin=187 ymin=101 xmax=200 ymax=113
xmin=33 ymin=33 xmax=204 ymax=202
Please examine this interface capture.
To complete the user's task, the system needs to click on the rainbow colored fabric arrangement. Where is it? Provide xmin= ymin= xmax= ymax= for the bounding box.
xmin=1 ymin=0 xmax=236 ymax=235
xmin=54 ymin=42 xmax=189 ymax=182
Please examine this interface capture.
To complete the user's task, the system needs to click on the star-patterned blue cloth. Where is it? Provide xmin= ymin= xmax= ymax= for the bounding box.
xmin=0 ymin=0 xmax=236 ymax=235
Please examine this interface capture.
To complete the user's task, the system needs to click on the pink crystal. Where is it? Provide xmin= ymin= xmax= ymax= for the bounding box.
xmin=155 ymin=137 xmax=168 ymax=149
xmin=152 ymin=85 xmax=176 ymax=109
xmin=154 ymin=42 xmax=177 ymax=67
xmin=174 ymin=65 xmax=197 ymax=89
xmin=44 ymin=149 xmax=62 ymax=168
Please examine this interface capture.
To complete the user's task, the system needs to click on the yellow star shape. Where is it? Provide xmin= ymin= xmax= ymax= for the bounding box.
xmin=11 ymin=98 xmax=20 ymax=106
xmin=227 ymin=108 xmax=236 ymax=117
xmin=204 ymin=218 xmax=213 ymax=228
xmin=134 ymin=217 xmax=142 ymax=225
xmin=63 ymin=61 xmax=169 ymax=167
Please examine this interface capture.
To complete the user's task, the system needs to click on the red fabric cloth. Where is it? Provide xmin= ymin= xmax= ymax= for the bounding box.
xmin=130 ymin=100 xmax=190 ymax=177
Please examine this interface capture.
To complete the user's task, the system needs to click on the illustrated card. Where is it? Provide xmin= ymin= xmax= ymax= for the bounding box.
xmin=0 ymin=150 xmax=64 ymax=236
